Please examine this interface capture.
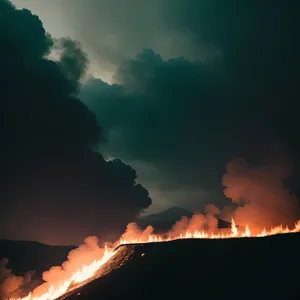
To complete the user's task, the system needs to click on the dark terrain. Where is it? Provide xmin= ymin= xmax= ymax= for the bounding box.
xmin=0 ymin=239 xmax=75 ymax=277
xmin=61 ymin=233 xmax=300 ymax=300
xmin=2 ymin=233 xmax=300 ymax=300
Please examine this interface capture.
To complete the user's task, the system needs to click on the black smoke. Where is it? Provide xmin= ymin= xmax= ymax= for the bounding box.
xmin=0 ymin=0 xmax=151 ymax=245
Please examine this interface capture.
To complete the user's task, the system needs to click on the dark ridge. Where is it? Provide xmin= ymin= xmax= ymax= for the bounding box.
xmin=61 ymin=233 xmax=300 ymax=300
xmin=0 ymin=239 xmax=75 ymax=277
xmin=138 ymin=206 xmax=231 ymax=233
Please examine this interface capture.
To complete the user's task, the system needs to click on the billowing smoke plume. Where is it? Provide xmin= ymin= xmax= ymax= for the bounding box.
xmin=0 ymin=237 xmax=112 ymax=299
xmin=0 ymin=0 xmax=151 ymax=245
xmin=222 ymin=158 xmax=299 ymax=231
xmin=169 ymin=204 xmax=220 ymax=236
xmin=121 ymin=223 xmax=155 ymax=242
xmin=0 ymin=259 xmax=34 ymax=300
xmin=121 ymin=203 xmax=222 ymax=242
xmin=27 ymin=237 xmax=106 ymax=299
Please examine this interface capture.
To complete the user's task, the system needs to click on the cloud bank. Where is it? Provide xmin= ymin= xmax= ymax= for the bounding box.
xmin=78 ymin=1 xmax=300 ymax=212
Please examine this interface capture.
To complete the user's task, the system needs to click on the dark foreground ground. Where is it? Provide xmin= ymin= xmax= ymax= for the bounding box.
xmin=1 ymin=234 xmax=300 ymax=300
xmin=61 ymin=233 xmax=300 ymax=300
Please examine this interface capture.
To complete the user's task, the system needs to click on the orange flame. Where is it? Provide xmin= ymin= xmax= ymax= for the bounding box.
xmin=9 ymin=219 xmax=300 ymax=300
xmin=119 ymin=218 xmax=300 ymax=244
xmin=9 ymin=246 xmax=116 ymax=300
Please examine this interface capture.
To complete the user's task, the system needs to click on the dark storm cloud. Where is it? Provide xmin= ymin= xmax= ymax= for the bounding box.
xmin=0 ymin=0 xmax=151 ymax=245
xmin=163 ymin=0 xmax=300 ymax=93
xmin=81 ymin=50 xmax=244 ymax=208
xmin=31 ymin=0 xmax=216 ymax=78
xmin=81 ymin=1 xmax=300 ymax=211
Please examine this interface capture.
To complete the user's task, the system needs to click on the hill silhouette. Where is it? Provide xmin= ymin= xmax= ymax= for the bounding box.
xmin=138 ymin=206 xmax=231 ymax=232
xmin=59 ymin=233 xmax=300 ymax=300
xmin=0 ymin=239 xmax=75 ymax=278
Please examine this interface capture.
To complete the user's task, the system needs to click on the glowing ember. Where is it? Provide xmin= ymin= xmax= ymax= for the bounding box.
xmin=8 ymin=219 xmax=300 ymax=300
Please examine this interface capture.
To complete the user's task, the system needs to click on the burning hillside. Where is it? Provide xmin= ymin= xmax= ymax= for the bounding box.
xmin=1 ymin=216 xmax=300 ymax=300
xmin=2 ymin=231 xmax=300 ymax=300
xmin=60 ymin=235 xmax=300 ymax=300
xmin=1 ymin=1 xmax=300 ymax=299
xmin=2 ymin=157 xmax=300 ymax=300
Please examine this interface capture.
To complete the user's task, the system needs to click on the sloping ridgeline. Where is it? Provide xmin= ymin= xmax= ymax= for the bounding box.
xmin=59 ymin=233 xmax=300 ymax=300
xmin=0 ymin=239 xmax=75 ymax=277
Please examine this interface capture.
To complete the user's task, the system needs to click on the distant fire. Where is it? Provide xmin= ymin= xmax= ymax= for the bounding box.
xmin=6 ymin=218 xmax=300 ymax=300
xmin=120 ymin=218 xmax=300 ymax=244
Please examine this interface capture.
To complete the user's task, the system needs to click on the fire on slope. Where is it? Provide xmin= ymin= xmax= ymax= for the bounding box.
xmin=2 ymin=157 xmax=299 ymax=300
xmin=120 ymin=218 xmax=300 ymax=244
xmin=5 ymin=218 xmax=300 ymax=300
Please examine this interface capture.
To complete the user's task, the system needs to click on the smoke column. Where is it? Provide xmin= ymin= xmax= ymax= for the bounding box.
xmin=222 ymin=157 xmax=299 ymax=231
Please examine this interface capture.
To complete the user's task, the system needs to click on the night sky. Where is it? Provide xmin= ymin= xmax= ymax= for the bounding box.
xmin=1 ymin=0 xmax=300 ymax=245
